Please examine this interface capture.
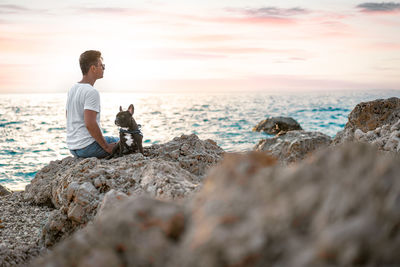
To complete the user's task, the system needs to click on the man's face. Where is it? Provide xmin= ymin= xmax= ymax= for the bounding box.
xmin=93 ymin=59 xmax=105 ymax=79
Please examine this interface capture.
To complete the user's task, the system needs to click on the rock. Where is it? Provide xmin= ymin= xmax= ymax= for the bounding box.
xmin=254 ymin=130 xmax=332 ymax=163
xmin=96 ymin=189 xmax=128 ymax=218
xmin=31 ymin=196 xmax=186 ymax=267
xmin=173 ymin=152 xmax=278 ymax=267
xmin=41 ymin=210 xmax=74 ymax=247
xmin=24 ymin=156 xmax=81 ymax=205
xmin=32 ymin=143 xmax=400 ymax=266
xmin=253 ymin=116 xmax=302 ymax=135
xmin=144 ymin=134 xmax=224 ymax=176
xmin=350 ymin=120 xmax=400 ymax=153
xmin=35 ymin=156 xmax=197 ymax=247
xmin=24 ymin=134 xmax=223 ymax=247
xmin=174 ymin=143 xmax=400 ymax=267
xmin=334 ymin=97 xmax=400 ymax=149
xmin=0 ymin=184 xmax=12 ymax=197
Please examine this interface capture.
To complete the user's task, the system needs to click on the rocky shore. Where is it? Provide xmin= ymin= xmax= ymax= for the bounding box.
xmin=0 ymin=192 xmax=52 ymax=266
xmin=1 ymin=97 xmax=400 ymax=266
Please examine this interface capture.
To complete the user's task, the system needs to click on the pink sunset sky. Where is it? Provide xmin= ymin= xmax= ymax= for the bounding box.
xmin=0 ymin=0 xmax=399 ymax=93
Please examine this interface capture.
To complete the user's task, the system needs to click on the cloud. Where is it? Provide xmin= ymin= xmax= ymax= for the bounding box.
xmin=179 ymin=34 xmax=236 ymax=43
xmin=215 ymin=6 xmax=309 ymax=25
xmin=356 ymin=2 xmax=400 ymax=13
xmin=137 ymin=47 xmax=310 ymax=61
xmin=0 ymin=4 xmax=31 ymax=14
xmin=214 ymin=16 xmax=295 ymax=25
xmin=72 ymin=7 xmax=146 ymax=16
xmin=0 ymin=4 xmax=50 ymax=16
xmin=238 ymin=7 xmax=309 ymax=17
xmin=150 ymin=49 xmax=227 ymax=60
xmin=75 ymin=7 xmax=129 ymax=14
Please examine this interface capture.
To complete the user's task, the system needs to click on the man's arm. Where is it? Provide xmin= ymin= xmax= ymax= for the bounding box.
xmin=84 ymin=109 xmax=115 ymax=154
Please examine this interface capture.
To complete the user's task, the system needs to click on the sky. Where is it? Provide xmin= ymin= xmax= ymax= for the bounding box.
xmin=0 ymin=0 xmax=399 ymax=93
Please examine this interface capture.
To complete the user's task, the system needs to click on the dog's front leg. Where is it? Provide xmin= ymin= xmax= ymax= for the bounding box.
xmin=118 ymin=141 xmax=123 ymax=157
xmin=133 ymin=134 xmax=144 ymax=154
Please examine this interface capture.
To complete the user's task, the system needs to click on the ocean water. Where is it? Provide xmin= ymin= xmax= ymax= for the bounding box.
xmin=1 ymin=90 xmax=400 ymax=191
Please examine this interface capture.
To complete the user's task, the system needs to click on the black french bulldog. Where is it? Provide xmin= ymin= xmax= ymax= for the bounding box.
xmin=107 ymin=104 xmax=143 ymax=159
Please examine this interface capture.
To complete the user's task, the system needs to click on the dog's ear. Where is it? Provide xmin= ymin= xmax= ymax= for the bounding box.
xmin=119 ymin=106 xmax=123 ymax=112
xmin=128 ymin=104 xmax=134 ymax=115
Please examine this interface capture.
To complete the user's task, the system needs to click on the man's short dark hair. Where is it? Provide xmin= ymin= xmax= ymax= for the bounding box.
xmin=79 ymin=50 xmax=102 ymax=75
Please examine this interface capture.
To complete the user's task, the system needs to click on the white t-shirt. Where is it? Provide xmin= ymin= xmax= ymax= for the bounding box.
xmin=66 ymin=83 xmax=101 ymax=150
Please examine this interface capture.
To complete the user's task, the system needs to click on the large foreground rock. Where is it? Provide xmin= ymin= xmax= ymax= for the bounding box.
xmin=254 ymin=130 xmax=331 ymax=163
xmin=253 ymin=116 xmax=302 ymax=135
xmin=32 ymin=143 xmax=400 ymax=266
xmin=32 ymin=196 xmax=185 ymax=267
xmin=23 ymin=134 xmax=224 ymax=247
xmin=334 ymin=97 xmax=400 ymax=152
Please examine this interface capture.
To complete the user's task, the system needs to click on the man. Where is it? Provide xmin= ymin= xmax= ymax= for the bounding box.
xmin=66 ymin=50 xmax=118 ymax=158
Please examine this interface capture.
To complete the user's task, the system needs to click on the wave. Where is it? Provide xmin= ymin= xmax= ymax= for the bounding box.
xmin=0 ymin=121 xmax=23 ymax=127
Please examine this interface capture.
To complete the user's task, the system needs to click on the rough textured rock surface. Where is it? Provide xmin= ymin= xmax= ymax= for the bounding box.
xmin=0 ymin=192 xmax=53 ymax=267
xmin=253 ymin=116 xmax=302 ymax=135
xmin=352 ymin=119 xmax=400 ymax=153
xmin=0 ymin=184 xmax=12 ymax=197
xmin=144 ymin=134 xmax=224 ymax=176
xmin=23 ymin=134 xmax=224 ymax=247
xmin=32 ymin=196 xmax=186 ymax=267
xmin=24 ymin=157 xmax=81 ymax=206
xmin=176 ymin=144 xmax=400 ymax=267
xmin=334 ymin=97 xmax=400 ymax=148
xmin=254 ymin=130 xmax=332 ymax=163
xmin=31 ymin=143 xmax=400 ymax=267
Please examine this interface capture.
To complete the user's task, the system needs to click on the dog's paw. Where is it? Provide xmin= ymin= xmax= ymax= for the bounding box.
xmin=105 ymin=154 xmax=114 ymax=160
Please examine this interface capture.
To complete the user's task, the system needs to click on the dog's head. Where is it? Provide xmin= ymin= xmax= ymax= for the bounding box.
xmin=115 ymin=104 xmax=139 ymax=129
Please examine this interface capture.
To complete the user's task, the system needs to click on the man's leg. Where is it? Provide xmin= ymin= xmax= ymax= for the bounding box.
xmin=71 ymin=136 xmax=119 ymax=158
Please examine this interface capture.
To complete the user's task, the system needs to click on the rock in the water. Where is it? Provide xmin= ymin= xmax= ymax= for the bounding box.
xmin=254 ymin=130 xmax=331 ymax=163
xmin=253 ymin=116 xmax=302 ymax=135
xmin=334 ymin=97 xmax=400 ymax=150
xmin=31 ymin=143 xmax=400 ymax=266
xmin=0 ymin=184 xmax=12 ymax=196
xmin=23 ymin=134 xmax=224 ymax=247
xmin=31 ymin=196 xmax=186 ymax=267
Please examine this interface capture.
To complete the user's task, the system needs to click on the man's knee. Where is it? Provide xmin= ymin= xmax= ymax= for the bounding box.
xmin=105 ymin=136 xmax=119 ymax=144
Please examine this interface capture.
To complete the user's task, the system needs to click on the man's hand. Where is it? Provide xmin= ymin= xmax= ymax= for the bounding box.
xmin=104 ymin=142 xmax=117 ymax=154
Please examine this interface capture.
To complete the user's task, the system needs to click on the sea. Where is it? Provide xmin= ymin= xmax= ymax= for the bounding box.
xmin=1 ymin=90 xmax=400 ymax=191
